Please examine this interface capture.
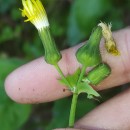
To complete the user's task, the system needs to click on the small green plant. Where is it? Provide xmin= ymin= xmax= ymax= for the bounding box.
xmin=20 ymin=0 xmax=120 ymax=128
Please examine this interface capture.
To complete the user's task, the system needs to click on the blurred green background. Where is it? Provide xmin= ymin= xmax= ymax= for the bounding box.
xmin=0 ymin=0 xmax=130 ymax=130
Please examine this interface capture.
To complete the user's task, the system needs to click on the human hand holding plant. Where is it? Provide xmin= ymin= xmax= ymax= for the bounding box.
xmin=5 ymin=27 xmax=130 ymax=130
xmin=4 ymin=0 xmax=130 ymax=129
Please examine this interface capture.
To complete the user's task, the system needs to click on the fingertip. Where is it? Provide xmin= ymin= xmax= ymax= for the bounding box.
xmin=5 ymin=72 xmax=19 ymax=102
xmin=4 ymin=62 xmax=40 ymax=104
xmin=4 ymin=58 xmax=71 ymax=104
xmin=53 ymin=128 xmax=80 ymax=130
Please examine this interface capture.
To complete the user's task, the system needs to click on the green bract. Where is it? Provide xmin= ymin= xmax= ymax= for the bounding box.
xmin=76 ymin=27 xmax=102 ymax=67
xmin=83 ymin=63 xmax=111 ymax=85
xmin=39 ymin=27 xmax=61 ymax=65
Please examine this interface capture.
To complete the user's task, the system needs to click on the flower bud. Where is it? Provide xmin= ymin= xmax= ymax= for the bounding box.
xmin=39 ymin=27 xmax=61 ymax=65
xmin=20 ymin=0 xmax=61 ymax=65
xmin=76 ymin=27 xmax=102 ymax=67
xmin=83 ymin=63 xmax=111 ymax=85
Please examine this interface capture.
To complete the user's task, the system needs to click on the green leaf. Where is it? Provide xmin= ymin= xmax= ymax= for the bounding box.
xmin=0 ymin=25 xmax=22 ymax=44
xmin=46 ymin=98 xmax=70 ymax=130
xmin=59 ymin=68 xmax=81 ymax=89
xmin=46 ymin=97 xmax=98 ymax=129
xmin=0 ymin=27 xmax=14 ymax=43
xmin=78 ymin=82 xmax=100 ymax=100
xmin=0 ymin=57 xmax=31 ymax=130
xmin=0 ymin=100 xmax=31 ymax=130
xmin=75 ymin=0 xmax=112 ymax=34
xmin=11 ymin=8 xmax=21 ymax=21
xmin=67 ymin=3 xmax=86 ymax=46
xmin=104 ymin=8 xmax=124 ymax=30
xmin=76 ymin=95 xmax=99 ymax=118
xmin=0 ymin=0 xmax=16 ymax=14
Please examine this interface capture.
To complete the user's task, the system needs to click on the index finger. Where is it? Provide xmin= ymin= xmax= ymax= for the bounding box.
xmin=5 ymin=28 xmax=130 ymax=104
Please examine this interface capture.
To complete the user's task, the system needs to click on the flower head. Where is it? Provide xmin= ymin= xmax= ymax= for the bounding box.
xmin=98 ymin=22 xmax=120 ymax=56
xmin=76 ymin=27 xmax=102 ymax=67
xmin=83 ymin=63 xmax=111 ymax=85
xmin=20 ymin=0 xmax=61 ymax=65
xmin=20 ymin=0 xmax=49 ymax=30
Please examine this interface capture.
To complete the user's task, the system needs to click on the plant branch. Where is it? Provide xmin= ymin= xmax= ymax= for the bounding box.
xmin=54 ymin=63 xmax=71 ymax=88
xmin=77 ymin=65 xmax=87 ymax=85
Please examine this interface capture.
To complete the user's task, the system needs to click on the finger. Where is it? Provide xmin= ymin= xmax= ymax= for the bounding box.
xmin=5 ymin=27 xmax=130 ymax=103
xmin=54 ymin=128 xmax=79 ymax=130
xmin=75 ymin=88 xmax=130 ymax=130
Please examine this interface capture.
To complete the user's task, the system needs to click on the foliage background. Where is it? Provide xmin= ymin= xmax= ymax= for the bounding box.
xmin=0 ymin=0 xmax=130 ymax=129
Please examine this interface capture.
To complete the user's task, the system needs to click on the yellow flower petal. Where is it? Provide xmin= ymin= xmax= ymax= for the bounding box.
xmin=20 ymin=0 xmax=49 ymax=30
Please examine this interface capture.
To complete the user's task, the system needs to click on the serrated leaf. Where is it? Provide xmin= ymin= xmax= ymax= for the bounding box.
xmin=59 ymin=68 xmax=81 ymax=88
xmin=78 ymin=82 xmax=100 ymax=100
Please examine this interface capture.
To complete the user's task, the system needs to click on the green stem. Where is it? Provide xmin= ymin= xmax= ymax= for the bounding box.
xmin=54 ymin=63 xmax=71 ymax=88
xmin=77 ymin=65 xmax=87 ymax=85
xmin=69 ymin=65 xmax=87 ymax=127
xmin=54 ymin=64 xmax=86 ymax=127
xmin=69 ymin=93 xmax=78 ymax=127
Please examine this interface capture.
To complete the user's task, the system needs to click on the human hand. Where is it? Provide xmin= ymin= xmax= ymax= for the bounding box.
xmin=5 ymin=28 xmax=130 ymax=130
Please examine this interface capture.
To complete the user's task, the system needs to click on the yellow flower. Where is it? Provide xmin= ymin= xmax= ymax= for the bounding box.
xmin=20 ymin=0 xmax=49 ymax=30
xmin=98 ymin=22 xmax=120 ymax=56
xmin=20 ymin=0 xmax=61 ymax=65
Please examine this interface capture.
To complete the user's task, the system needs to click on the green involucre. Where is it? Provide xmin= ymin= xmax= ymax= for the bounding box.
xmin=84 ymin=63 xmax=111 ymax=85
xmin=76 ymin=26 xmax=102 ymax=67
xmin=39 ymin=27 xmax=61 ymax=65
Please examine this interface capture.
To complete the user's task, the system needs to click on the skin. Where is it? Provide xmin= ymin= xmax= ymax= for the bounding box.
xmin=5 ymin=27 xmax=130 ymax=130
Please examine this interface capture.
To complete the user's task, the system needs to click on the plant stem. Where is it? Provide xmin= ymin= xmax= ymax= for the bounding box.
xmin=69 ymin=93 xmax=78 ymax=127
xmin=54 ymin=63 xmax=71 ymax=88
xmin=69 ymin=65 xmax=87 ymax=127
xmin=77 ymin=65 xmax=87 ymax=85
xmin=54 ymin=64 xmax=86 ymax=127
